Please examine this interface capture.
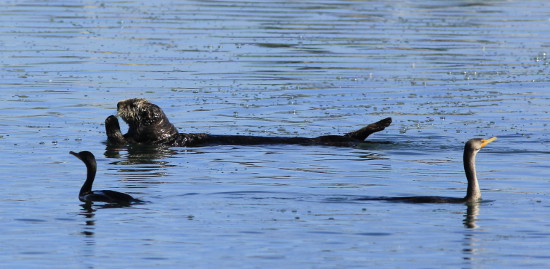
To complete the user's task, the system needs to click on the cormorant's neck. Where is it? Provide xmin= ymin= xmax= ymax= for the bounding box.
xmin=80 ymin=162 xmax=96 ymax=196
xmin=464 ymin=149 xmax=480 ymax=202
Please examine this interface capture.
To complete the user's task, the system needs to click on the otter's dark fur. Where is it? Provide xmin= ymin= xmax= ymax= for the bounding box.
xmin=105 ymin=98 xmax=392 ymax=147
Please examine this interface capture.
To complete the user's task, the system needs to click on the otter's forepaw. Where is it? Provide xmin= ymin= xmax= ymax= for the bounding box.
xmin=105 ymin=115 xmax=120 ymax=130
xmin=105 ymin=115 xmax=127 ymax=144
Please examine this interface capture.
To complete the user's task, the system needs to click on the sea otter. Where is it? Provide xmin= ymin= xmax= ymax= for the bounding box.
xmin=105 ymin=98 xmax=392 ymax=147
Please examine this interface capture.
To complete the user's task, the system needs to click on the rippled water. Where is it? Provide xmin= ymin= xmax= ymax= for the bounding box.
xmin=1 ymin=0 xmax=550 ymax=268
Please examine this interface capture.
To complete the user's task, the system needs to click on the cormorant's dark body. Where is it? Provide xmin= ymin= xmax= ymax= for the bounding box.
xmin=70 ymin=151 xmax=142 ymax=205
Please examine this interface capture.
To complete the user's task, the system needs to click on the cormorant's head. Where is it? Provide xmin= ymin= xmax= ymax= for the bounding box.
xmin=465 ymin=137 xmax=497 ymax=153
xmin=70 ymin=151 xmax=97 ymax=167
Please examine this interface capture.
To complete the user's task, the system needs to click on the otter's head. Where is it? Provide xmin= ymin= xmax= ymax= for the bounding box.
xmin=117 ymin=98 xmax=167 ymax=128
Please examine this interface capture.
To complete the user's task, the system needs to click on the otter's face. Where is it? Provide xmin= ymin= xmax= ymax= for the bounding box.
xmin=117 ymin=98 xmax=167 ymax=127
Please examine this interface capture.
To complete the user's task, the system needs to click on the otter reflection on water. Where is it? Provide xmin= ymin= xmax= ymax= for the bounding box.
xmin=105 ymin=98 xmax=392 ymax=147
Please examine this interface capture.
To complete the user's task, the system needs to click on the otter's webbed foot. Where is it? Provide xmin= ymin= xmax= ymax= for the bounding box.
xmin=105 ymin=115 xmax=128 ymax=145
xmin=344 ymin=117 xmax=392 ymax=141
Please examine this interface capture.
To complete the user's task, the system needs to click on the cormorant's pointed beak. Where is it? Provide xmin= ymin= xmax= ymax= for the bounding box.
xmin=480 ymin=137 xmax=497 ymax=148
xmin=70 ymin=151 xmax=82 ymax=160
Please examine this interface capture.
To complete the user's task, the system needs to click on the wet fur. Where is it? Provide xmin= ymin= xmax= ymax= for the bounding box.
xmin=105 ymin=98 xmax=392 ymax=147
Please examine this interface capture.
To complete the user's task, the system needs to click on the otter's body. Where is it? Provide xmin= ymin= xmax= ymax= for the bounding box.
xmin=105 ymin=98 xmax=392 ymax=147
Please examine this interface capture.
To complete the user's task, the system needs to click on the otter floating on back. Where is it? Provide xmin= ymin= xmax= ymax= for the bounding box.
xmin=105 ymin=98 xmax=392 ymax=147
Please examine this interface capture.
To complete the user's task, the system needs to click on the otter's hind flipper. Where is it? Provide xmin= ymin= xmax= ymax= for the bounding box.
xmin=344 ymin=117 xmax=392 ymax=141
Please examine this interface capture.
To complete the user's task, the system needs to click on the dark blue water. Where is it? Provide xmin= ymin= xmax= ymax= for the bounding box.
xmin=1 ymin=0 xmax=549 ymax=268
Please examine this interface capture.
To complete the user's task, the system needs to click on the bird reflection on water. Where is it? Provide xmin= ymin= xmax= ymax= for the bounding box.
xmin=463 ymin=202 xmax=480 ymax=229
